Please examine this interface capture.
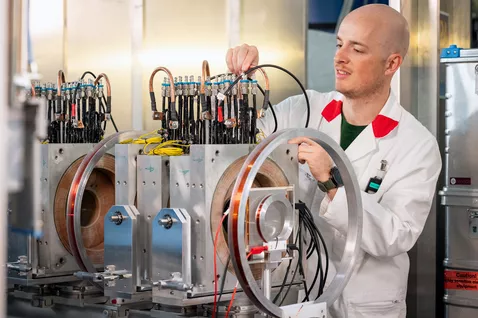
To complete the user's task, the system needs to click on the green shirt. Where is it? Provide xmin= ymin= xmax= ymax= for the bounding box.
xmin=340 ymin=114 xmax=367 ymax=150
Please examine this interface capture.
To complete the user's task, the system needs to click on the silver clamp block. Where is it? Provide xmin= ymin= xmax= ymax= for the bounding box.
xmin=7 ymin=255 xmax=32 ymax=276
xmin=151 ymin=208 xmax=192 ymax=297
xmin=74 ymin=266 xmax=132 ymax=287
xmin=154 ymin=272 xmax=193 ymax=292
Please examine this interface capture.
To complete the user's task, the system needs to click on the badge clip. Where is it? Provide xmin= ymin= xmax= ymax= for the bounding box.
xmin=365 ymin=160 xmax=387 ymax=194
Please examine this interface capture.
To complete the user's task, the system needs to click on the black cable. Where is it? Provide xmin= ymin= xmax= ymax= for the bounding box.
xmin=279 ymin=259 xmax=300 ymax=306
xmin=302 ymin=204 xmax=327 ymax=288
xmin=217 ymin=256 xmax=230 ymax=304
xmin=272 ymin=259 xmax=292 ymax=304
xmin=305 ymin=205 xmax=329 ymax=298
xmin=110 ymin=114 xmax=119 ymax=133
xmin=223 ymin=64 xmax=310 ymax=129
xmin=296 ymin=201 xmax=330 ymax=300
xmin=299 ymin=209 xmax=322 ymax=300
xmin=76 ymin=71 xmax=119 ymax=133
xmin=297 ymin=222 xmax=310 ymax=302
xmin=212 ymin=72 xmax=278 ymax=134
xmin=273 ymin=229 xmax=300 ymax=304
xmin=80 ymin=71 xmax=97 ymax=80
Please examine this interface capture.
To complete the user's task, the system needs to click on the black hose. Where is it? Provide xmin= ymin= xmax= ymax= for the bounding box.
xmin=224 ymin=64 xmax=310 ymax=129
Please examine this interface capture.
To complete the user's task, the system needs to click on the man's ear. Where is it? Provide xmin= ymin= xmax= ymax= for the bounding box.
xmin=385 ymin=53 xmax=402 ymax=76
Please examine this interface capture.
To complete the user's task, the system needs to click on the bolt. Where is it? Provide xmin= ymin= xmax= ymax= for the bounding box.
xmin=159 ymin=214 xmax=175 ymax=229
xmin=106 ymin=265 xmax=116 ymax=272
xmin=110 ymin=212 xmax=124 ymax=225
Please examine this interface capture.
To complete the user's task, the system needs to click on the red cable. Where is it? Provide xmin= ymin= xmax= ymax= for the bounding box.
xmin=213 ymin=212 xmax=229 ymax=318
xmin=225 ymin=250 xmax=268 ymax=317
xmin=225 ymin=285 xmax=238 ymax=317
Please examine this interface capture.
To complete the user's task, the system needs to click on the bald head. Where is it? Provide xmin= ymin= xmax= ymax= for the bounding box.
xmin=334 ymin=5 xmax=410 ymax=99
xmin=342 ymin=4 xmax=410 ymax=59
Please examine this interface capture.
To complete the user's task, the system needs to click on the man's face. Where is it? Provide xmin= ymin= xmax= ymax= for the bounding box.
xmin=334 ymin=17 xmax=388 ymax=98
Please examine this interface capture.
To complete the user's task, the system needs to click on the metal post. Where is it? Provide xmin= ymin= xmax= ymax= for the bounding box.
xmin=0 ymin=0 xmax=9 ymax=316
xmin=130 ymin=0 xmax=143 ymax=131
xmin=226 ymin=0 xmax=240 ymax=48
xmin=262 ymin=267 xmax=271 ymax=300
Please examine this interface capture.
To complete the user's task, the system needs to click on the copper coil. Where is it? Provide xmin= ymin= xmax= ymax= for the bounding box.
xmin=210 ymin=156 xmax=289 ymax=280
xmin=54 ymin=154 xmax=115 ymax=265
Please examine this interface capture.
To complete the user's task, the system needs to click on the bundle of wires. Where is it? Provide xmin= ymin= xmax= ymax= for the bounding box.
xmin=214 ymin=200 xmax=329 ymax=312
xmin=297 ymin=201 xmax=329 ymax=301
xmin=120 ymin=130 xmax=188 ymax=156
xmin=222 ymin=64 xmax=311 ymax=132
xmin=271 ymin=201 xmax=329 ymax=305
xmin=77 ymin=71 xmax=119 ymax=133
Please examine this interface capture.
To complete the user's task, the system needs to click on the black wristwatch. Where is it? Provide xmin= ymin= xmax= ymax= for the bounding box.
xmin=317 ymin=167 xmax=343 ymax=192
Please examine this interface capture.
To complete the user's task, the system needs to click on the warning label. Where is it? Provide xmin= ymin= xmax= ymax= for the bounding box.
xmin=445 ymin=270 xmax=478 ymax=290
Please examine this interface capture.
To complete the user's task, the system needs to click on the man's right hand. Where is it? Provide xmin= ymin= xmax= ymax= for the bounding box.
xmin=226 ymin=44 xmax=259 ymax=75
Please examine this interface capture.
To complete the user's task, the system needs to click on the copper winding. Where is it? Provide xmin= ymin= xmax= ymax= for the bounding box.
xmin=149 ymin=67 xmax=176 ymax=103
xmin=200 ymin=60 xmax=211 ymax=94
xmin=57 ymin=70 xmax=66 ymax=96
xmin=94 ymin=73 xmax=112 ymax=97
xmin=210 ymin=156 xmax=288 ymax=279
xmin=55 ymin=154 xmax=115 ymax=264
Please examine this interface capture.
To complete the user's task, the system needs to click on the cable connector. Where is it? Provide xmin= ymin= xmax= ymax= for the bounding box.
xmin=152 ymin=111 xmax=163 ymax=121
xmin=248 ymin=246 xmax=269 ymax=256
xmin=294 ymin=202 xmax=306 ymax=211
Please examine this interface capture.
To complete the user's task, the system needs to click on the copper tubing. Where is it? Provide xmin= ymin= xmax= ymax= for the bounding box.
xmin=257 ymin=68 xmax=270 ymax=90
xmin=57 ymin=70 xmax=66 ymax=96
xmin=200 ymin=60 xmax=211 ymax=94
xmin=30 ymin=83 xmax=36 ymax=97
xmin=94 ymin=73 xmax=111 ymax=97
xmin=149 ymin=67 xmax=175 ymax=103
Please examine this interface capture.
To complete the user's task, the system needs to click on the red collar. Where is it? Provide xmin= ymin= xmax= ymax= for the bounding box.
xmin=321 ymin=99 xmax=399 ymax=138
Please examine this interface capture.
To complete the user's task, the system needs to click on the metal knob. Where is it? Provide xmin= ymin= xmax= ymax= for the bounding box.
xmin=110 ymin=212 xmax=125 ymax=225
xmin=158 ymin=214 xmax=176 ymax=229
xmin=18 ymin=255 xmax=28 ymax=263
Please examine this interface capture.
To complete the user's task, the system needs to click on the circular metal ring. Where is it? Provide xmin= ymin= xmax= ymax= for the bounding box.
xmin=256 ymin=193 xmax=293 ymax=243
xmin=66 ymin=130 xmax=145 ymax=278
xmin=228 ymin=128 xmax=363 ymax=317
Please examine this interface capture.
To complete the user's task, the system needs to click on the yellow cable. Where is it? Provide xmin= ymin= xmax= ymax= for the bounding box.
xmin=139 ymin=130 xmax=160 ymax=139
xmin=120 ymin=132 xmax=186 ymax=157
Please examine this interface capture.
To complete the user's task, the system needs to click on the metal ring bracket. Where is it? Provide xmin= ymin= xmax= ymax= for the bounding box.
xmin=228 ymin=128 xmax=363 ymax=317
xmin=256 ymin=193 xmax=293 ymax=243
xmin=66 ymin=130 xmax=145 ymax=278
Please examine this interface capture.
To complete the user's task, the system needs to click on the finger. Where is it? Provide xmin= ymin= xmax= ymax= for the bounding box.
xmin=231 ymin=47 xmax=238 ymax=75
xmin=288 ymin=137 xmax=317 ymax=146
xmin=297 ymin=152 xmax=312 ymax=165
xmin=242 ymin=45 xmax=259 ymax=72
xmin=298 ymin=144 xmax=314 ymax=153
xmin=226 ymin=48 xmax=234 ymax=73
xmin=236 ymin=45 xmax=249 ymax=74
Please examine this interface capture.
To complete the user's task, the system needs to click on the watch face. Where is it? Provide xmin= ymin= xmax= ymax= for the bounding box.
xmin=331 ymin=167 xmax=344 ymax=187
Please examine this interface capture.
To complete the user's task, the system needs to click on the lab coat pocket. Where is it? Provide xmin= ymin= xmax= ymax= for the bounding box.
xmin=348 ymin=299 xmax=406 ymax=318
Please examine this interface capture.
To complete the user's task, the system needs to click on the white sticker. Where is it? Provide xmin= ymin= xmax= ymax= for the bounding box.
xmin=216 ymin=92 xmax=225 ymax=101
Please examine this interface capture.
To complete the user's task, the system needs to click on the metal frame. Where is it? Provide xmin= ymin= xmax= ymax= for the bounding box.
xmin=1 ymin=1 xmax=9 ymax=316
xmin=7 ymin=144 xmax=108 ymax=285
xmin=66 ymin=130 xmax=144 ymax=276
xmin=229 ymin=128 xmax=363 ymax=317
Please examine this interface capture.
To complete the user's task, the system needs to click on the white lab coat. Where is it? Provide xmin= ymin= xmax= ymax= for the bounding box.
xmin=256 ymin=90 xmax=442 ymax=318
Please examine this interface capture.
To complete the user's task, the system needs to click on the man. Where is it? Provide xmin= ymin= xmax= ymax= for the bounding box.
xmin=226 ymin=4 xmax=441 ymax=318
